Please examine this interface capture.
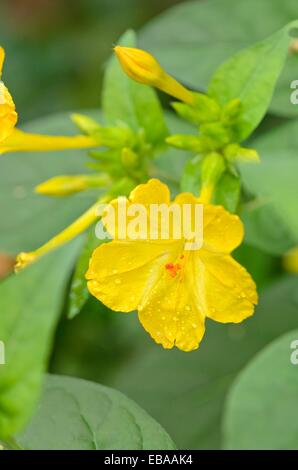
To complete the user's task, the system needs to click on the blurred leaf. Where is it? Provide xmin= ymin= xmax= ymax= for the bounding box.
xmin=140 ymin=0 xmax=298 ymax=117
xmin=241 ymin=119 xmax=298 ymax=248
xmin=102 ymin=30 xmax=168 ymax=149
xmin=0 ymin=111 xmax=101 ymax=254
xmin=17 ymin=374 xmax=176 ymax=450
xmin=209 ymin=25 xmax=292 ymax=141
xmin=233 ymin=243 xmax=280 ymax=288
xmin=0 ymin=241 xmax=81 ymax=440
xmin=108 ymin=275 xmax=298 ymax=449
xmin=223 ymin=329 xmax=298 ymax=449
xmin=242 ymin=203 xmax=295 ymax=255
xmin=68 ymin=225 xmax=103 ymax=319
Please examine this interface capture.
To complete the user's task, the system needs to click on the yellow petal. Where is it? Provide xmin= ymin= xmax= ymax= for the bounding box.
xmin=102 ymin=179 xmax=171 ymax=240
xmin=0 ymin=47 xmax=5 ymax=76
xmin=129 ymin=178 xmax=170 ymax=205
xmin=203 ymin=204 xmax=244 ymax=253
xmin=138 ymin=257 xmax=205 ymax=351
xmin=0 ymin=128 xmax=97 ymax=154
xmin=87 ymin=239 xmax=180 ymax=312
xmin=199 ymin=250 xmax=258 ymax=323
xmin=0 ymin=84 xmax=18 ymax=143
xmin=0 ymin=47 xmax=18 ymax=143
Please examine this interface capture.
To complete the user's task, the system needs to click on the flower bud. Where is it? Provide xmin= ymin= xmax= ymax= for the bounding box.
xmin=71 ymin=114 xmax=101 ymax=135
xmin=35 ymin=174 xmax=109 ymax=196
xmin=114 ymin=46 xmax=195 ymax=105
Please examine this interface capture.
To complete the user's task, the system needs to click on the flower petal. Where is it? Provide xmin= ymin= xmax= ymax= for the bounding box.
xmin=129 ymin=178 xmax=170 ymax=205
xmin=138 ymin=258 xmax=206 ymax=351
xmin=0 ymin=47 xmax=4 ymax=76
xmin=102 ymin=179 xmax=171 ymax=240
xmin=87 ymin=239 xmax=181 ymax=312
xmin=199 ymin=250 xmax=258 ymax=323
xmin=0 ymin=128 xmax=97 ymax=154
xmin=203 ymin=205 xmax=244 ymax=253
xmin=0 ymin=85 xmax=18 ymax=144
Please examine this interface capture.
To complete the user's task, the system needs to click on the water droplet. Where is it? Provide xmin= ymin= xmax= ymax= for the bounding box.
xmin=115 ymin=278 xmax=121 ymax=285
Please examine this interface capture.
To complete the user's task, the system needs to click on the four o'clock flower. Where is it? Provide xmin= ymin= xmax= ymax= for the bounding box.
xmin=86 ymin=179 xmax=258 ymax=352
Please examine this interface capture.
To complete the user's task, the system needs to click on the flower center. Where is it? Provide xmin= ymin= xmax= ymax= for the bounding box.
xmin=165 ymin=254 xmax=185 ymax=278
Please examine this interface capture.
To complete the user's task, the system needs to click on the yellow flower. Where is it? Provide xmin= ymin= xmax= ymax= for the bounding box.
xmin=0 ymin=46 xmax=96 ymax=154
xmin=86 ymin=179 xmax=258 ymax=352
xmin=114 ymin=46 xmax=195 ymax=105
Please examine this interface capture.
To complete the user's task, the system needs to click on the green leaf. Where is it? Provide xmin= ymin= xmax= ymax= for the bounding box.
xmin=0 ymin=242 xmax=81 ymax=440
xmin=214 ymin=171 xmax=241 ymax=213
xmin=223 ymin=330 xmax=298 ymax=449
xmin=68 ymin=226 xmax=103 ymax=319
xmin=140 ymin=0 xmax=298 ymax=117
xmin=102 ymin=30 xmax=168 ymax=149
xmin=17 ymin=374 xmax=176 ymax=450
xmin=208 ymin=25 xmax=294 ymax=141
xmin=109 ymin=275 xmax=298 ymax=449
xmin=0 ymin=111 xmax=100 ymax=254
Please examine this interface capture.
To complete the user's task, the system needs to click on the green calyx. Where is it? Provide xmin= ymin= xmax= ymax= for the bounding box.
xmin=72 ymin=113 xmax=155 ymax=187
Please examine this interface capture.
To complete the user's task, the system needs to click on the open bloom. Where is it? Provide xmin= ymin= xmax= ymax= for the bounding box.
xmin=0 ymin=46 xmax=96 ymax=154
xmin=86 ymin=179 xmax=257 ymax=352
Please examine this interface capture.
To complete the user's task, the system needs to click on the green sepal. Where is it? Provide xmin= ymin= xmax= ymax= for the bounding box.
xmin=172 ymin=92 xmax=220 ymax=126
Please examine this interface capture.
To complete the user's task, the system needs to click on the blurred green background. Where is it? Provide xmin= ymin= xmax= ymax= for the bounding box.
xmin=0 ymin=0 xmax=186 ymax=122
xmin=1 ymin=0 xmax=298 ymax=450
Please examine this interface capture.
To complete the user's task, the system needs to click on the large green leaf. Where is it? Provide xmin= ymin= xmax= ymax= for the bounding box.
xmin=223 ymin=330 xmax=298 ymax=449
xmin=17 ymin=374 xmax=175 ymax=450
xmin=0 ymin=112 xmax=99 ymax=254
xmin=102 ymin=30 xmax=168 ymax=148
xmin=140 ymin=0 xmax=298 ymax=117
xmin=0 ymin=241 xmax=81 ymax=440
xmin=107 ymin=276 xmax=298 ymax=449
xmin=208 ymin=25 xmax=293 ymax=141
